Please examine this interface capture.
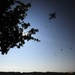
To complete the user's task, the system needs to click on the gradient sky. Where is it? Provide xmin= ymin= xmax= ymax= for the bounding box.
xmin=0 ymin=0 xmax=75 ymax=72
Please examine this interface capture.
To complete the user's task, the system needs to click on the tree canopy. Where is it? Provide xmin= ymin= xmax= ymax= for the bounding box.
xmin=0 ymin=0 xmax=40 ymax=55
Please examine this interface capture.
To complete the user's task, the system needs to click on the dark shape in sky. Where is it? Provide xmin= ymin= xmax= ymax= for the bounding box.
xmin=70 ymin=48 xmax=72 ymax=50
xmin=54 ymin=53 xmax=55 ymax=54
xmin=54 ymin=53 xmax=57 ymax=56
xmin=49 ymin=12 xmax=56 ymax=20
xmin=45 ymin=57 xmax=46 ymax=59
xmin=61 ymin=49 xmax=63 ymax=51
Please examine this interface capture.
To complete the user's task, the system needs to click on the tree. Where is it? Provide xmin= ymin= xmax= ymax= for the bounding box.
xmin=0 ymin=0 xmax=40 ymax=55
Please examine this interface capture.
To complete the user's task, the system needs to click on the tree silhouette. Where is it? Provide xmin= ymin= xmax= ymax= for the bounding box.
xmin=0 ymin=0 xmax=40 ymax=55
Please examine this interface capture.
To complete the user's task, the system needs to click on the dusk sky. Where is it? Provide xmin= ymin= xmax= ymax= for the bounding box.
xmin=0 ymin=0 xmax=75 ymax=72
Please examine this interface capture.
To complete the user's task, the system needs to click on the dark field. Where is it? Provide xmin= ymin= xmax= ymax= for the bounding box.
xmin=0 ymin=72 xmax=75 ymax=75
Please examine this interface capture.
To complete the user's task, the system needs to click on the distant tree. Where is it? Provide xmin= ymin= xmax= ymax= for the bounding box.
xmin=0 ymin=0 xmax=40 ymax=55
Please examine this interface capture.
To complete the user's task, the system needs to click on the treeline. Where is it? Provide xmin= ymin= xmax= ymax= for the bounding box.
xmin=0 ymin=72 xmax=75 ymax=75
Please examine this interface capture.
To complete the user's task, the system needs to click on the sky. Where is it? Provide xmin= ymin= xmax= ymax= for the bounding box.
xmin=0 ymin=0 xmax=75 ymax=72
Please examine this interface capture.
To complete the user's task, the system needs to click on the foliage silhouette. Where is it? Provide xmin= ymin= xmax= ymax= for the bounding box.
xmin=0 ymin=0 xmax=40 ymax=55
